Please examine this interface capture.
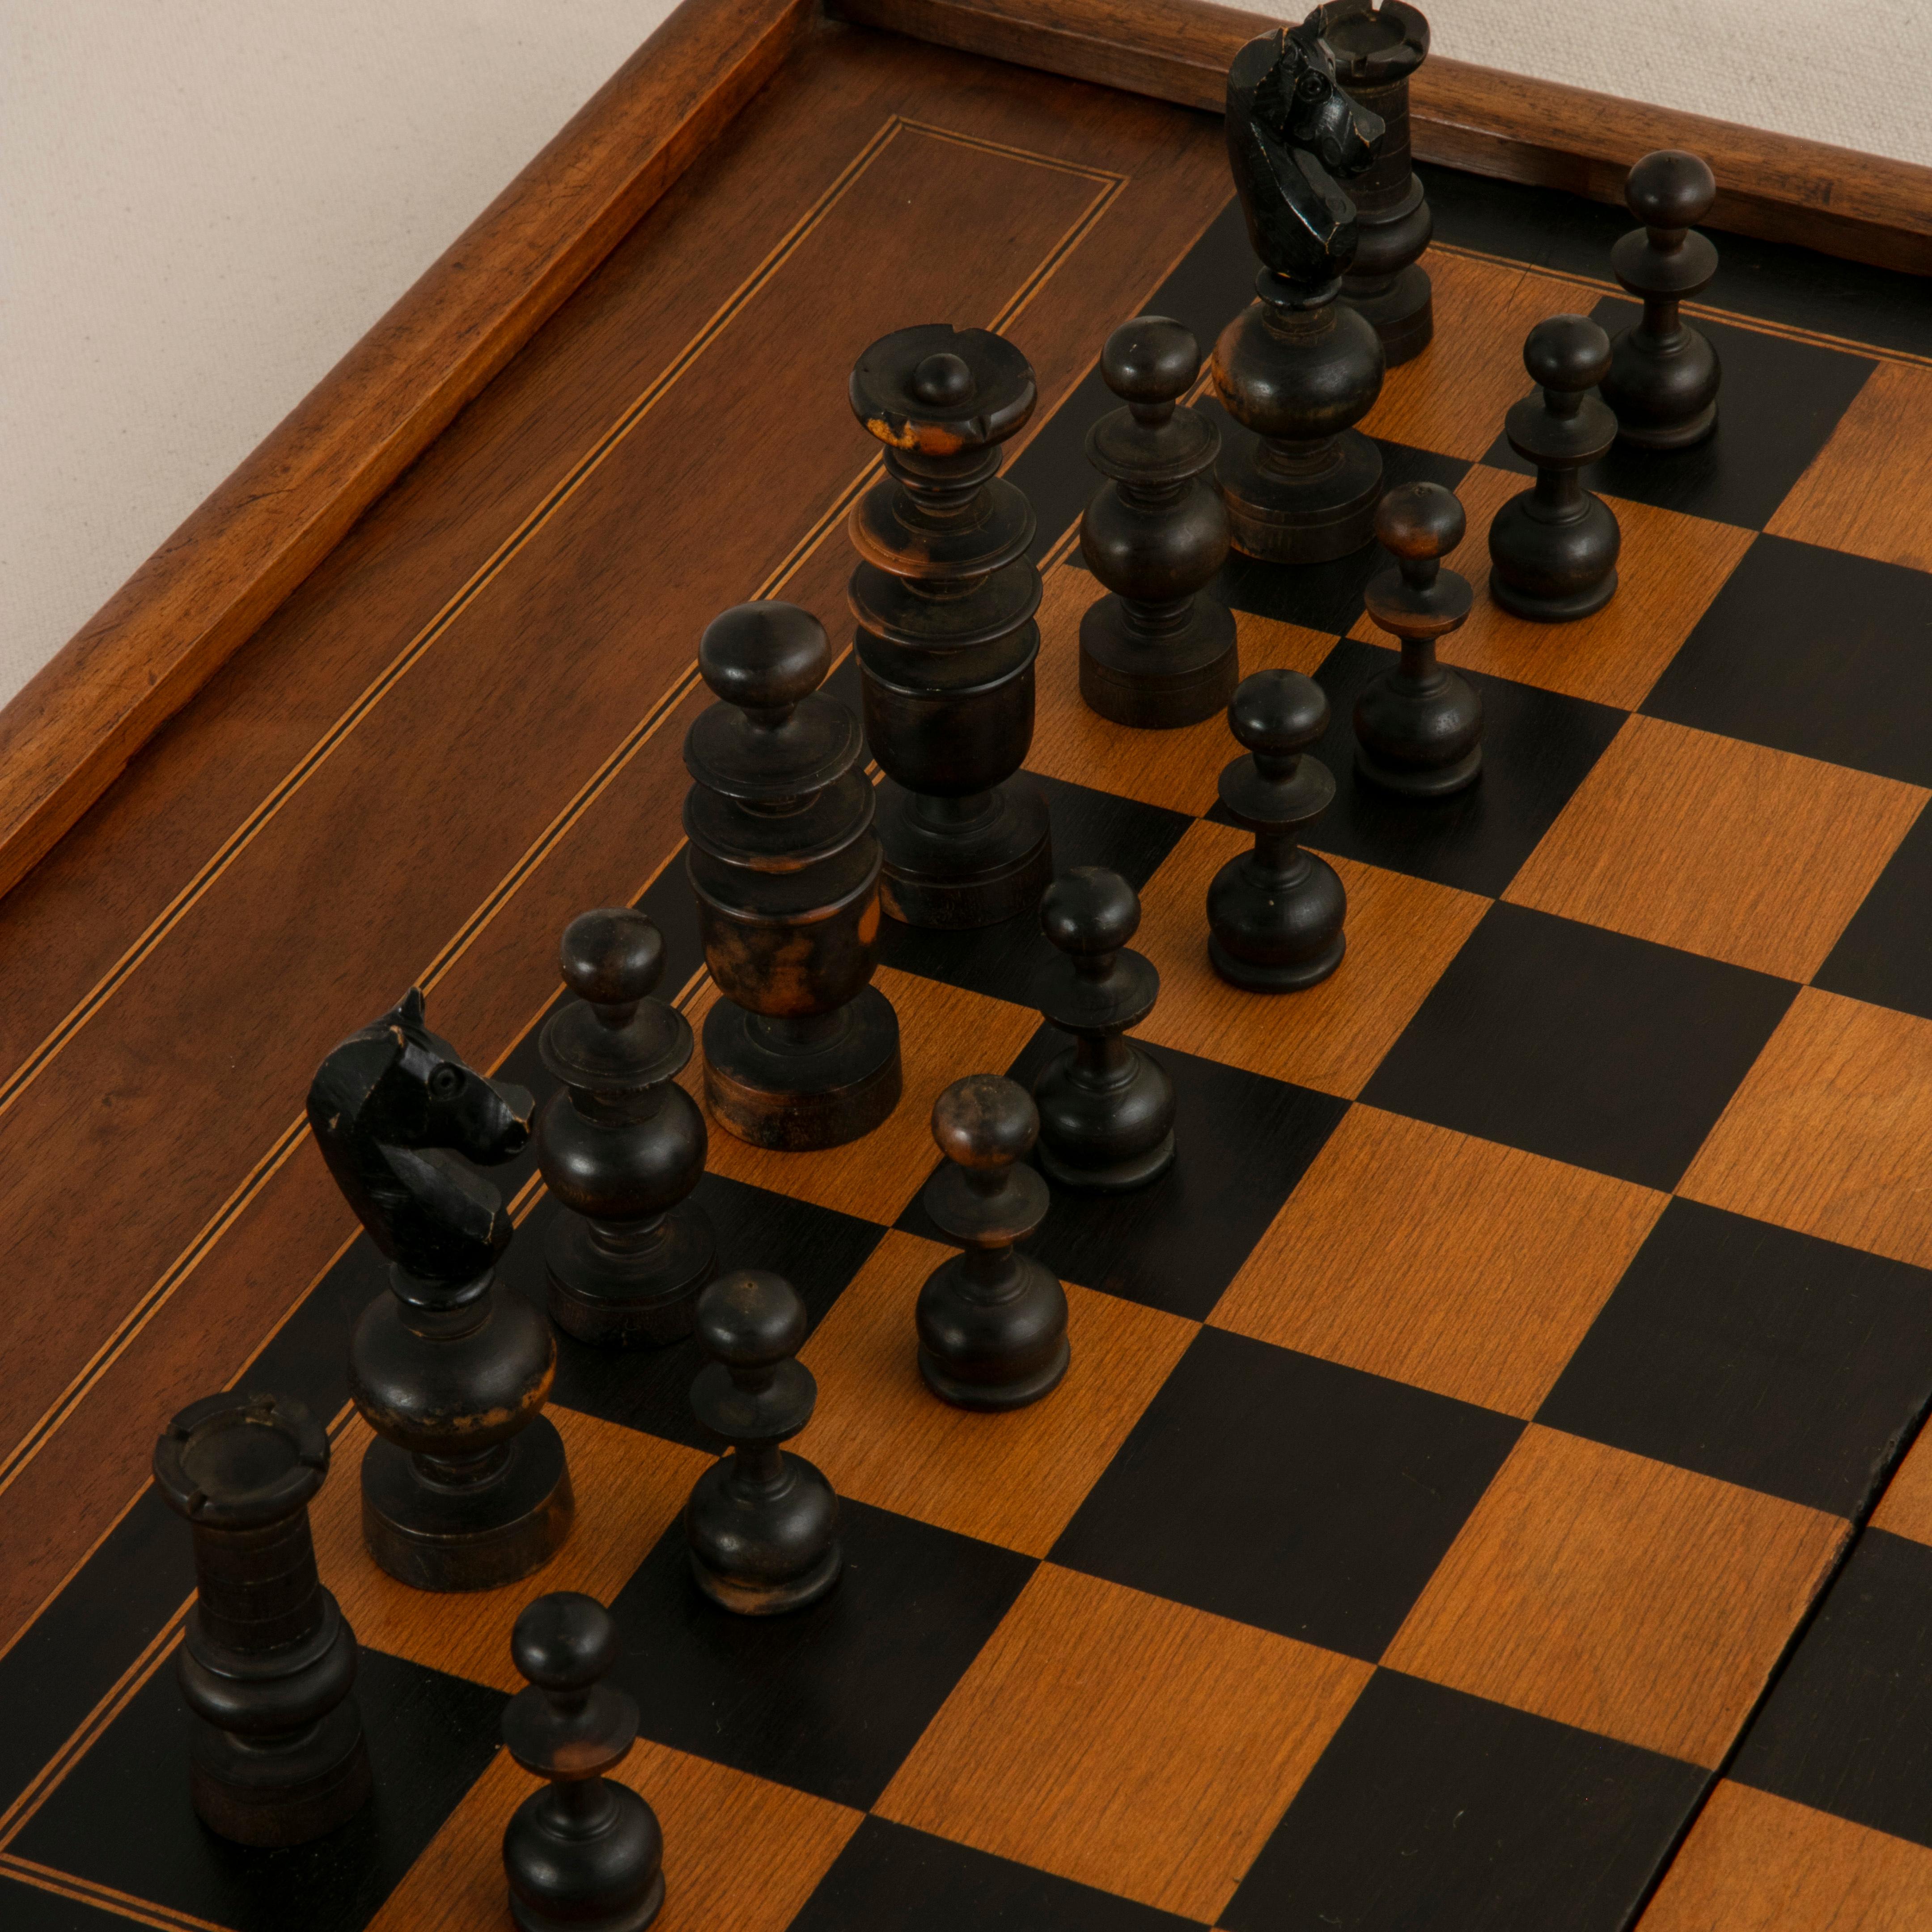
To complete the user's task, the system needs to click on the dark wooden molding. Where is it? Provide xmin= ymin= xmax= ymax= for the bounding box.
xmin=831 ymin=0 xmax=1932 ymax=275
xmin=0 ymin=0 xmax=815 ymax=909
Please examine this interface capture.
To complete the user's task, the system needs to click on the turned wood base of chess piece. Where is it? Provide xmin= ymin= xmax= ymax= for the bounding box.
xmin=701 ymin=987 xmax=901 ymax=1153
xmin=1488 ymin=495 xmax=1621 ymax=623
xmin=544 ymin=1213 xmax=716 ymax=1350
xmin=1079 ymin=598 xmax=1238 ymax=731
xmin=873 ymin=778 xmax=1054 ymax=929
xmin=1346 ymin=260 xmax=1433 ymax=368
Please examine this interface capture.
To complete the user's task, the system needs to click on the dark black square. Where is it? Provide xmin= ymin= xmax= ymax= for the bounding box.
xmin=1814 ymin=802 xmax=1932 ymax=1021
xmin=1643 ymin=534 xmax=1932 ymax=785
xmin=1482 ymin=303 xmax=1873 ymax=530
xmin=1051 ymin=1328 xmax=1521 ymax=1659
xmin=611 ymin=1500 xmax=1033 ymax=1808
xmin=1363 ymin=902 xmax=1798 ymax=1189
xmin=13 ymin=1648 xmax=505 ymax=1932
xmin=1220 ymin=638 xmax=1624 ymax=898
xmin=897 ymin=1028 xmax=1345 ymax=1319
xmin=790 ymin=1816 xmax=1201 ymax=1931
xmin=1224 ymin=1670 xmax=1705 ymax=1932
xmin=877 ymin=774 xmax=1191 ymax=1009
xmin=0 ymin=1875 xmax=138 ymax=1932
xmin=1538 ymin=1199 xmax=1932 ymax=1516
xmin=1732 ymin=1528 xmax=1932 ymax=1850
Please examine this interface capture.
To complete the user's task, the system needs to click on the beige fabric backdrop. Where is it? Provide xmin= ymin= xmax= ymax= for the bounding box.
xmin=5 ymin=0 xmax=1927 ymax=706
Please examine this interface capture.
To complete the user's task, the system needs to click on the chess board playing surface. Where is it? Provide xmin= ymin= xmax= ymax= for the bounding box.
xmin=6 ymin=153 xmax=1932 ymax=1932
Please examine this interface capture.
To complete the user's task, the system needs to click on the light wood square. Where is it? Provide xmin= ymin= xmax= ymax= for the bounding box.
xmin=1349 ymin=466 xmax=1754 ymax=710
xmin=368 ymin=1735 xmax=861 ymax=1932
xmin=877 ymin=1562 xmax=1370 ymax=1922
xmin=682 ymin=964 xmax=1040 ymax=1224
xmin=1768 ymin=358 xmax=1932 ymax=572
xmin=1872 ymin=1424 xmax=1932 ymax=1546
xmin=1029 ymin=562 xmax=1333 ymax=816
xmin=315 ymin=1405 xmax=708 ymax=1692
xmin=1131 ymin=818 xmax=1488 ymax=1098
xmin=1385 ymin=1425 xmax=1845 ymax=1767
xmin=1681 ymin=987 xmax=1932 ymax=1269
xmin=1360 ymin=249 xmax=1593 ymax=461
xmin=1638 ymin=1779 xmax=1932 ymax=1932
xmin=1508 ymin=714 xmax=1925 ymax=981
xmin=1211 ymin=1106 xmax=1666 ymax=1418
xmin=797 ymin=1229 xmax=1195 ymax=1555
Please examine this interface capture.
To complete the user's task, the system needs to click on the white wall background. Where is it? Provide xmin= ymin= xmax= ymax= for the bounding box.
xmin=5 ymin=0 xmax=1928 ymax=707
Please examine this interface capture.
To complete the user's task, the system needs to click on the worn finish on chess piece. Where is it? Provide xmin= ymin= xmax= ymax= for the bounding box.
xmin=309 ymin=990 xmax=572 ymax=1592
xmin=153 ymin=1391 xmax=371 ymax=1846
xmin=684 ymin=601 xmax=901 ymax=1151
xmin=536 ymin=909 xmax=713 ymax=1347
xmin=503 ymin=1593 xmax=664 ymax=1932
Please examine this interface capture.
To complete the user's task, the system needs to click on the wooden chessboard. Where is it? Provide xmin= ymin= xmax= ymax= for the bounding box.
xmin=4 ymin=3 xmax=1932 ymax=1929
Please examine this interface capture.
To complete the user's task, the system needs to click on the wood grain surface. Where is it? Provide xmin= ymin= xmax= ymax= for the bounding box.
xmin=1872 ymin=1425 xmax=1932 ymax=1547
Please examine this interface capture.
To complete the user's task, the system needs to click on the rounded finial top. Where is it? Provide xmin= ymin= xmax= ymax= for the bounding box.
xmin=1229 ymin=668 xmax=1329 ymax=759
xmin=1042 ymin=866 xmax=1141 ymax=958
xmin=1101 ymin=315 xmax=1199 ymax=407
xmin=696 ymin=1269 xmax=806 ymax=1371
xmin=911 ymin=351 xmax=975 ymax=407
xmin=559 ymin=908 xmax=663 ymax=1009
xmin=698 ymin=602 xmax=829 ymax=713
xmin=1376 ymin=480 xmax=1466 ymax=562
xmin=1627 ymin=149 xmax=1716 ymax=230
xmin=512 ymin=1591 xmax=619 ymax=1692
xmin=932 ymin=1073 xmax=1038 ymax=1172
xmin=1525 ymin=314 xmax=1612 ymax=394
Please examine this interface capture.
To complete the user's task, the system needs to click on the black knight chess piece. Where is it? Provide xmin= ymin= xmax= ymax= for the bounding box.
xmin=1212 ymin=23 xmax=1389 ymax=563
xmin=849 ymin=324 xmax=1054 ymax=927
xmin=1077 ymin=315 xmax=1237 ymax=728
xmin=535 ymin=908 xmax=714 ymax=1347
xmin=1033 ymin=867 xmax=1177 ymax=1191
xmin=1307 ymin=0 xmax=1435 ymax=364
xmin=1209 ymin=669 xmax=1348 ymax=989
xmin=684 ymin=601 xmax=902 ymax=1151
xmin=1601 ymin=149 xmax=1722 ymax=448
xmin=684 ymin=1270 xmax=842 ymax=1614
xmin=309 ymin=989 xmax=573 ymax=1591
xmin=1355 ymin=479 xmax=1482 ymax=793
xmin=153 ymin=1391 xmax=371 ymax=1846
xmin=503 ymin=1593 xmax=665 ymax=1932
xmin=1488 ymin=315 xmax=1622 ymax=621
xmin=916 ymin=1074 xmax=1070 ymax=1410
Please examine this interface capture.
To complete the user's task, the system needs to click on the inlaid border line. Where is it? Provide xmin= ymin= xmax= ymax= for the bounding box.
xmin=0 ymin=1855 xmax=226 ymax=1932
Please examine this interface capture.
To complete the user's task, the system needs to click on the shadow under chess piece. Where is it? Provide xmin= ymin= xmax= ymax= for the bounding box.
xmin=917 ymin=1074 xmax=1070 ymax=1410
xmin=537 ymin=908 xmax=714 ymax=1348
xmin=1078 ymin=314 xmax=1237 ymax=728
xmin=1355 ymin=480 xmax=1482 ymax=795
xmin=503 ymin=1593 xmax=664 ymax=1932
xmin=153 ymin=1391 xmax=371 ymax=1846
xmin=1033 ymin=867 xmax=1176 ymax=1191
xmin=685 ymin=1270 xmax=842 ymax=1614
xmin=1209 ymin=669 xmax=1347 ymax=990
xmin=1488 ymin=315 xmax=1621 ymax=622
xmin=1601 ymin=149 xmax=1722 ymax=449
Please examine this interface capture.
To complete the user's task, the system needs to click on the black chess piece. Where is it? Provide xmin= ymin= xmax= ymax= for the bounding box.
xmin=849 ymin=325 xmax=1053 ymax=928
xmin=916 ymin=1074 xmax=1070 ymax=1409
xmin=1308 ymin=0 xmax=1435 ymax=365
xmin=536 ymin=908 xmax=714 ymax=1348
xmin=1212 ymin=25 xmax=1388 ymax=564
xmin=1488 ymin=315 xmax=1621 ymax=622
xmin=685 ymin=1270 xmax=841 ymax=1614
xmin=1601 ymin=149 xmax=1722 ymax=449
xmin=684 ymin=601 xmax=902 ymax=1151
xmin=310 ymin=990 xmax=573 ymax=1592
xmin=153 ymin=1391 xmax=371 ymax=1846
xmin=503 ymin=1593 xmax=664 ymax=1932
xmin=1033 ymin=867 xmax=1176 ymax=1191
xmin=1077 ymin=315 xmax=1237 ymax=729
xmin=1209 ymin=670 xmax=1347 ymax=990
xmin=1355 ymin=480 xmax=1482 ymax=794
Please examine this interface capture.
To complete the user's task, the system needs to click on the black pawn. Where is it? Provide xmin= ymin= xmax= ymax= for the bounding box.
xmin=917 ymin=1075 xmax=1070 ymax=1409
xmin=1078 ymin=316 xmax=1237 ymax=729
xmin=1033 ymin=868 xmax=1176 ymax=1191
xmin=685 ymin=1270 xmax=841 ymax=1614
xmin=1601 ymin=150 xmax=1721 ymax=449
xmin=153 ymin=1392 xmax=371 ymax=1846
xmin=1488 ymin=316 xmax=1621 ymax=622
xmin=1355 ymin=481 xmax=1482 ymax=794
xmin=503 ymin=1593 xmax=664 ymax=1932
xmin=1209 ymin=671 xmax=1347 ymax=990
xmin=537 ymin=910 xmax=714 ymax=1347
